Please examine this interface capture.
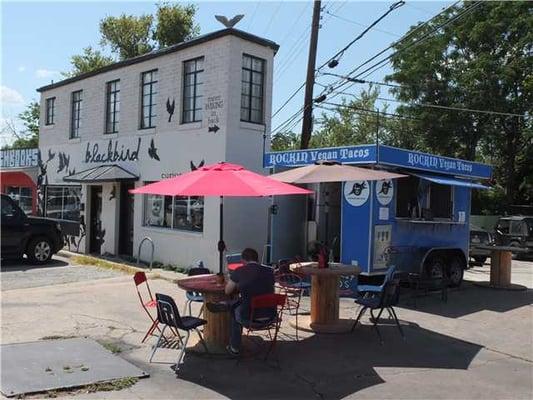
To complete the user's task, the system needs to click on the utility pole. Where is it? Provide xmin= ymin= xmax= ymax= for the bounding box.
xmin=300 ymin=0 xmax=322 ymax=149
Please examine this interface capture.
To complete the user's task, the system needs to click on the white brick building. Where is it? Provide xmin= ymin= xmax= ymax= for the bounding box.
xmin=37 ymin=28 xmax=278 ymax=270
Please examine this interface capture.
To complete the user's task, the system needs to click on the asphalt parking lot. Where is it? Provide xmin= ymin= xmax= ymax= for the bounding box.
xmin=1 ymin=256 xmax=532 ymax=399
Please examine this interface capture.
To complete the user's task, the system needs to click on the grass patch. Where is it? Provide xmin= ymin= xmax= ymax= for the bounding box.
xmin=98 ymin=340 xmax=122 ymax=354
xmin=72 ymin=255 xmax=138 ymax=274
xmin=40 ymin=335 xmax=77 ymax=340
xmin=86 ymin=377 xmax=139 ymax=393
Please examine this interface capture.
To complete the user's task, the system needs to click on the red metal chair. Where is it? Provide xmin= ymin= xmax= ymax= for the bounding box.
xmin=133 ymin=271 xmax=172 ymax=343
xmin=245 ymin=293 xmax=287 ymax=360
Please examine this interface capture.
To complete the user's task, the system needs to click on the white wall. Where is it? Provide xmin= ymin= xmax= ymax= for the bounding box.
xmin=39 ymin=31 xmax=276 ymax=271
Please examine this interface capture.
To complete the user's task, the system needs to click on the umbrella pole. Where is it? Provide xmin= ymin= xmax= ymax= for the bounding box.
xmin=217 ymin=196 xmax=225 ymax=275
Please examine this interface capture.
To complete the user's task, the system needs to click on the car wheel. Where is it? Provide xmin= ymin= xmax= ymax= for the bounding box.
xmin=473 ymin=256 xmax=487 ymax=265
xmin=447 ymin=257 xmax=464 ymax=287
xmin=27 ymin=237 xmax=53 ymax=264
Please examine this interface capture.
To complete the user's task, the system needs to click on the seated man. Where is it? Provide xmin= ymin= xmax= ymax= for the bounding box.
xmin=209 ymin=248 xmax=275 ymax=356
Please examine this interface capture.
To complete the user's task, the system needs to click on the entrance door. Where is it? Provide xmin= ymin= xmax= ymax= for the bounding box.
xmin=89 ymin=186 xmax=103 ymax=254
xmin=119 ymin=182 xmax=135 ymax=256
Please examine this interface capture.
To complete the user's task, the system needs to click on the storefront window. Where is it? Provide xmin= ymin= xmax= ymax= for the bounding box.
xmin=45 ymin=186 xmax=81 ymax=221
xmin=143 ymin=188 xmax=204 ymax=232
xmin=6 ymin=186 xmax=33 ymax=214
xmin=396 ymin=176 xmax=453 ymax=219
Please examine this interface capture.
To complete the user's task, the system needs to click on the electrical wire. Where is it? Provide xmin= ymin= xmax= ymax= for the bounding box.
xmin=263 ymin=1 xmax=284 ymax=35
xmin=325 ymin=11 xmax=402 ymax=38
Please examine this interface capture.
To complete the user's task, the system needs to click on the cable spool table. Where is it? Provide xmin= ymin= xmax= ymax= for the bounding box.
xmin=290 ymin=262 xmax=361 ymax=334
xmin=176 ymin=274 xmax=232 ymax=354
xmin=472 ymin=246 xmax=528 ymax=291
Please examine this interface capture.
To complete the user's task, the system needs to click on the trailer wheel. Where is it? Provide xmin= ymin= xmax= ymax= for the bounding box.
xmin=424 ymin=256 xmax=444 ymax=279
xmin=447 ymin=256 xmax=464 ymax=287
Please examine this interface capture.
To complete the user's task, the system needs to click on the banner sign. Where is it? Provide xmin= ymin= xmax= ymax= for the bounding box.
xmin=378 ymin=145 xmax=492 ymax=179
xmin=264 ymin=144 xmax=376 ymax=168
xmin=0 ymin=148 xmax=39 ymax=169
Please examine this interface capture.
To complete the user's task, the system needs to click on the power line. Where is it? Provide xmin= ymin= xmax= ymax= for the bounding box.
xmin=319 ymin=101 xmax=422 ymax=121
xmin=263 ymin=1 xmax=284 ymax=35
xmin=325 ymin=11 xmax=402 ymax=38
xmin=318 ymin=1 xmax=405 ymax=71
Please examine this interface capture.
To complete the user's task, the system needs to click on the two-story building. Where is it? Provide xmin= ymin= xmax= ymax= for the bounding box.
xmin=37 ymin=28 xmax=278 ymax=270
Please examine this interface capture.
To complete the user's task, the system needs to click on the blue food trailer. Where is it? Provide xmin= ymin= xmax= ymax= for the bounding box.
xmin=264 ymin=144 xmax=492 ymax=288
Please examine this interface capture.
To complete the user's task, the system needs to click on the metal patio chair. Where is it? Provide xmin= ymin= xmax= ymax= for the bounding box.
xmin=351 ymin=277 xmax=404 ymax=344
xmin=133 ymin=271 xmax=168 ymax=343
xmin=275 ymin=273 xmax=306 ymax=340
xmin=150 ymin=293 xmax=208 ymax=372
xmin=183 ymin=265 xmax=211 ymax=316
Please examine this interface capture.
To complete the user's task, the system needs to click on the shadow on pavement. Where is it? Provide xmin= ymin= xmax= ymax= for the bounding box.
xmin=0 ymin=257 xmax=69 ymax=272
xmin=177 ymin=322 xmax=482 ymax=400
xmin=398 ymin=281 xmax=533 ymax=318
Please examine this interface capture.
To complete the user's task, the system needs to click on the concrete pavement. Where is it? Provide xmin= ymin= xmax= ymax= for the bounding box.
xmin=1 ymin=258 xmax=532 ymax=399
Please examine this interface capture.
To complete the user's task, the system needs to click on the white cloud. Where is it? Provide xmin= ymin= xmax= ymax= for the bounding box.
xmin=0 ymin=86 xmax=25 ymax=105
xmin=18 ymin=66 xmax=26 ymax=72
xmin=35 ymin=68 xmax=59 ymax=78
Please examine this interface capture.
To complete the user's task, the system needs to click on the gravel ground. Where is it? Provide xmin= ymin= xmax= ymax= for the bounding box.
xmin=0 ymin=256 xmax=123 ymax=291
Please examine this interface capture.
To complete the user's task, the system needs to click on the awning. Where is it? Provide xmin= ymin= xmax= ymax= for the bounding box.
xmin=63 ymin=164 xmax=138 ymax=183
xmin=412 ymin=172 xmax=490 ymax=190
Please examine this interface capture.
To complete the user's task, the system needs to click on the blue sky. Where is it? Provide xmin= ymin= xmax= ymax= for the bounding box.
xmin=1 ymin=1 xmax=453 ymax=146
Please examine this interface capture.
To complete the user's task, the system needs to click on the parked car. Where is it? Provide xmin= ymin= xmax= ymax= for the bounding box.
xmin=494 ymin=216 xmax=533 ymax=258
xmin=1 ymin=194 xmax=63 ymax=263
xmin=469 ymin=225 xmax=494 ymax=265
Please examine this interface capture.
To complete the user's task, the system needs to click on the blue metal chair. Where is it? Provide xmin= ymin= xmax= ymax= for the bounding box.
xmin=356 ymin=264 xmax=397 ymax=294
xmin=183 ymin=265 xmax=210 ymax=316
xmin=351 ymin=277 xmax=404 ymax=344
xmin=151 ymin=293 xmax=208 ymax=372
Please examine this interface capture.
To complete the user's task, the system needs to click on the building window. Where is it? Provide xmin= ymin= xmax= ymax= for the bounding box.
xmin=70 ymin=90 xmax=82 ymax=138
xmin=6 ymin=186 xmax=33 ymax=215
xmin=45 ymin=186 xmax=81 ymax=221
xmin=141 ymin=70 xmax=158 ymax=129
xmin=45 ymin=97 xmax=55 ymax=125
xmin=241 ymin=54 xmax=265 ymax=124
xmin=143 ymin=188 xmax=204 ymax=232
xmin=105 ymin=80 xmax=120 ymax=134
xmin=182 ymin=57 xmax=204 ymax=123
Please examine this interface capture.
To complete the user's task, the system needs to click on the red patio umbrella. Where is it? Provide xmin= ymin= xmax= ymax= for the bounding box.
xmin=130 ymin=162 xmax=311 ymax=274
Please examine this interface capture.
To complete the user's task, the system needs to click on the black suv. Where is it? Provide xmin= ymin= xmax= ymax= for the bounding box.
xmin=494 ymin=216 xmax=533 ymax=258
xmin=1 ymin=194 xmax=63 ymax=263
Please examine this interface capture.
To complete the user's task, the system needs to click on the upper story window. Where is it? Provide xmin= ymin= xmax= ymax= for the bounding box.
xmin=182 ymin=57 xmax=204 ymax=123
xmin=70 ymin=90 xmax=82 ymax=138
xmin=45 ymin=97 xmax=55 ymax=125
xmin=141 ymin=70 xmax=158 ymax=129
xmin=105 ymin=80 xmax=120 ymax=134
xmin=241 ymin=54 xmax=265 ymax=124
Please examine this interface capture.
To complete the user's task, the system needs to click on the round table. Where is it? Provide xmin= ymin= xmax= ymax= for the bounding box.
xmin=472 ymin=246 xmax=527 ymax=291
xmin=290 ymin=262 xmax=361 ymax=333
xmin=176 ymin=274 xmax=232 ymax=354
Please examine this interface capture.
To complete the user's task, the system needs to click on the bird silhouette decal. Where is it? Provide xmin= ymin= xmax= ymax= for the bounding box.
xmin=148 ymin=138 xmax=160 ymax=161
xmin=349 ymin=182 xmax=367 ymax=196
xmin=379 ymin=181 xmax=393 ymax=195
xmin=190 ymin=160 xmax=205 ymax=171
xmin=47 ymin=149 xmax=56 ymax=162
xmin=166 ymin=98 xmax=175 ymax=122
xmin=215 ymin=14 xmax=244 ymax=28
xmin=57 ymin=152 xmax=70 ymax=174
xmin=109 ymin=186 xmax=116 ymax=201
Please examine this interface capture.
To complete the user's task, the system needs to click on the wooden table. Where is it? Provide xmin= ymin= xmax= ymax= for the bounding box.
xmin=176 ymin=274 xmax=232 ymax=354
xmin=290 ymin=262 xmax=361 ymax=333
xmin=473 ymin=246 xmax=527 ymax=291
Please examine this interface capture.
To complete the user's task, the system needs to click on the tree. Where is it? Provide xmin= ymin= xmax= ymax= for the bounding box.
xmin=62 ymin=47 xmax=114 ymax=78
xmin=386 ymin=1 xmax=533 ymax=206
xmin=153 ymin=3 xmax=200 ymax=48
xmin=99 ymin=14 xmax=154 ymax=60
xmin=1 ymin=101 xmax=40 ymax=149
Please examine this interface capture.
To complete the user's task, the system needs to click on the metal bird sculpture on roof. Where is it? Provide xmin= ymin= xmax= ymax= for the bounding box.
xmin=215 ymin=14 xmax=244 ymax=28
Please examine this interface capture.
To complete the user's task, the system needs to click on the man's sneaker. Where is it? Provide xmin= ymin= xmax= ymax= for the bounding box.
xmin=206 ymin=302 xmax=230 ymax=313
xmin=226 ymin=344 xmax=240 ymax=357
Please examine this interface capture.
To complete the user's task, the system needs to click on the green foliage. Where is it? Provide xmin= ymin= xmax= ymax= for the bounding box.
xmin=153 ymin=2 xmax=200 ymax=48
xmin=385 ymin=1 xmax=532 ymax=207
xmin=99 ymin=14 xmax=154 ymax=60
xmin=271 ymin=131 xmax=300 ymax=151
xmin=2 ymin=101 xmax=40 ymax=149
xmin=62 ymin=47 xmax=114 ymax=78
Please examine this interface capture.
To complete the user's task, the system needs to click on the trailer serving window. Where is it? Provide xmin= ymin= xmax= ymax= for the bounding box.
xmin=396 ymin=176 xmax=453 ymax=219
